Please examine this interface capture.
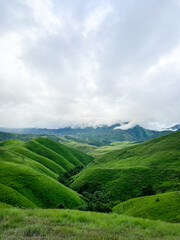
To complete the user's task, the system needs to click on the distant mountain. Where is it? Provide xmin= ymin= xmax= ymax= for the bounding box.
xmin=0 ymin=124 xmax=172 ymax=146
xmin=167 ymin=124 xmax=180 ymax=131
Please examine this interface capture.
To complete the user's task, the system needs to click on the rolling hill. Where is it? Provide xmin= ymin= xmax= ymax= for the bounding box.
xmin=71 ymin=132 xmax=180 ymax=204
xmin=113 ymin=191 xmax=180 ymax=222
xmin=0 ymin=138 xmax=93 ymax=209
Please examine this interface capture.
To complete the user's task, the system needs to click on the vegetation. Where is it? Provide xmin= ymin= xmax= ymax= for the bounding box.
xmin=0 ymin=124 xmax=172 ymax=145
xmin=0 ymin=130 xmax=180 ymax=233
xmin=78 ymin=191 xmax=112 ymax=212
xmin=58 ymin=166 xmax=84 ymax=186
xmin=113 ymin=191 xmax=180 ymax=223
xmin=71 ymin=132 xmax=180 ymax=206
xmin=1 ymin=208 xmax=180 ymax=240
xmin=0 ymin=138 xmax=94 ymax=209
xmin=87 ymin=141 xmax=137 ymax=157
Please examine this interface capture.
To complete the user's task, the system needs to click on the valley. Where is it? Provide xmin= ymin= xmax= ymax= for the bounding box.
xmin=0 ymin=127 xmax=180 ymax=239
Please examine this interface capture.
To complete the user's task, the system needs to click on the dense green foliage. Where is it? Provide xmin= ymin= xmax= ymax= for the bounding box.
xmin=1 ymin=208 xmax=180 ymax=240
xmin=71 ymin=167 xmax=180 ymax=202
xmin=0 ymin=138 xmax=94 ymax=209
xmin=58 ymin=166 xmax=83 ymax=186
xmin=113 ymin=191 xmax=180 ymax=223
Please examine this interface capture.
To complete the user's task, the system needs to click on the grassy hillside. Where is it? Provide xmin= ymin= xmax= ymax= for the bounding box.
xmin=113 ymin=191 xmax=180 ymax=222
xmin=92 ymin=131 xmax=180 ymax=170
xmin=71 ymin=132 xmax=180 ymax=204
xmin=0 ymin=161 xmax=84 ymax=209
xmin=62 ymin=137 xmax=136 ymax=157
xmin=24 ymin=140 xmax=74 ymax=171
xmin=0 ymin=144 xmax=59 ymax=180
xmin=88 ymin=141 xmax=137 ymax=157
xmin=1 ymin=208 xmax=180 ymax=240
xmin=0 ymin=202 xmax=12 ymax=208
xmin=0 ymin=137 xmax=94 ymax=209
xmin=71 ymin=167 xmax=180 ymax=201
xmin=0 ymin=183 xmax=37 ymax=209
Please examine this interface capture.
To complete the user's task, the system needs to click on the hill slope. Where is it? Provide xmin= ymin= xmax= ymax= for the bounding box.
xmin=71 ymin=132 xmax=180 ymax=204
xmin=0 ymin=137 xmax=93 ymax=209
xmin=113 ymin=191 xmax=180 ymax=222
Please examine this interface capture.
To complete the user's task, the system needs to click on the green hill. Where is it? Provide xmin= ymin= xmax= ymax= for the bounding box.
xmin=113 ymin=191 xmax=180 ymax=223
xmin=71 ymin=132 xmax=180 ymax=204
xmin=91 ymin=131 xmax=180 ymax=170
xmin=0 ymin=137 xmax=93 ymax=209
xmin=0 ymin=183 xmax=37 ymax=209
xmin=0 ymin=202 xmax=12 ymax=208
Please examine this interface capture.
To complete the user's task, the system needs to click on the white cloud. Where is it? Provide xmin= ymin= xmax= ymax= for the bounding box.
xmin=0 ymin=0 xmax=180 ymax=129
xmin=83 ymin=2 xmax=113 ymax=37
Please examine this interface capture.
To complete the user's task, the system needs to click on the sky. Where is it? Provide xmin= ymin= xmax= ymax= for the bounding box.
xmin=0 ymin=0 xmax=180 ymax=130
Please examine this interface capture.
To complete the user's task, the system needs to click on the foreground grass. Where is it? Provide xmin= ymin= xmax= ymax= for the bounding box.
xmin=0 ymin=208 xmax=180 ymax=240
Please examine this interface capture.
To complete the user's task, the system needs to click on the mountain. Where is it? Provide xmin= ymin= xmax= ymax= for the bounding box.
xmin=0 ymin=124 xmax=172 ymax=146
xmin=0 ymin=138 xmax=93 ymax=208
xmin=71 ymin=131 xmax=180 ymax=205
xmin=167 ymin=124 xmax=180 ymax=131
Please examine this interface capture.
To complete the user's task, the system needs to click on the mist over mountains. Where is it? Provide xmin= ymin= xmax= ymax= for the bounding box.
xmin=0 ymin=122 xmax=176 ymax=145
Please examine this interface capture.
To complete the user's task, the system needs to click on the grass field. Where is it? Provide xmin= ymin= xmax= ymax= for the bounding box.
xmin=113 ymin=191 xmax=180 ymax=222
xmin=0 ymin=138 xmax=94 ymax=209
xmin=0 ymin=208 xmax=180 ymax=240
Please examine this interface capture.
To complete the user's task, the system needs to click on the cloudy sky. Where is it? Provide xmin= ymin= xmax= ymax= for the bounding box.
xmin=0 ymin=0 xmax=180 ymax=129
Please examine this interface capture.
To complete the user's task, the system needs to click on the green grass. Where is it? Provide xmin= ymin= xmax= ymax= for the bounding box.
xmin=88 ymin=141 xmax=137 ymax=157
xmin=0 ymin=208 xmax=180 ymax=240
xmin=0 ymin=161 xmax=84 ymax=209
xmin=36 ymin=137 xmax=87 ymax=167
xmin=0 ymin=183 xmax=37 ymax=209
xmin=71 ymin=132 xmax=180 ymax=205
xmin=71 ymin=167 xmax=180 ymax=201
xmin=61 ymin=138 xmax=98 ymax=154
xmin=61 ymin=137 xmax=136 ymax=157
xmin=24 ymin=140 xmax=74 ymax=171
xmin=0 ymin=202 xmax=12 ymax=208
xmin=113 ymin=191 xmax=180 ymax=222
xmin=0 ymin=137 xmax=94 ymax=209
xmin=92 ymin=131 xmax=180 ymax=170
xmin=0 ymin=146 xmax=59 ymax=180
xmin=0 ymin=139 xmax=23 ymax=149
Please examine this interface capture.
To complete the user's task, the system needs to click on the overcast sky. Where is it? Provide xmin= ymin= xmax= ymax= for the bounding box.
xmin=0 ymin=0 xmax=180 ymax=129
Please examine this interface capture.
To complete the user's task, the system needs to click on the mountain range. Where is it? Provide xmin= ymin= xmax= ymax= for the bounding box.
xmin=0 ymin=123 xmax=177 ymax=146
